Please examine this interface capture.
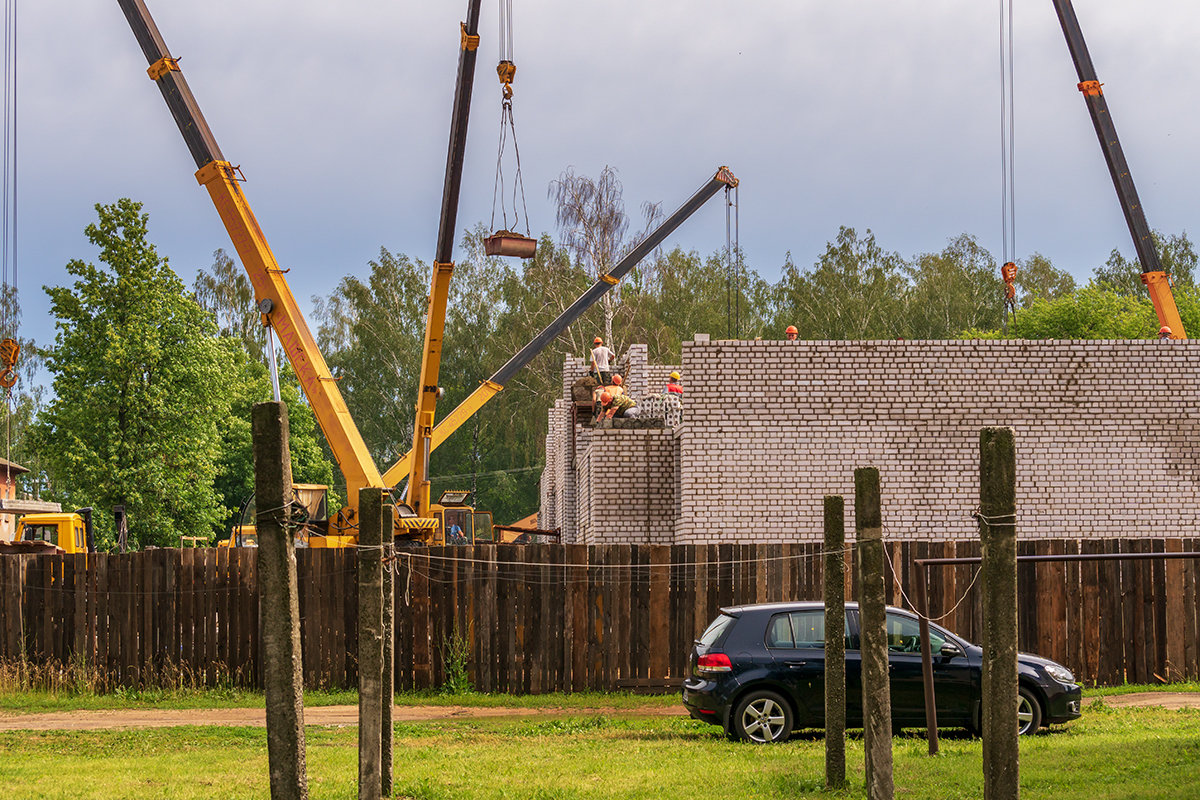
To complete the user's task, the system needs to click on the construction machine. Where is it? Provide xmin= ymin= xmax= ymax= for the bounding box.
xmin=117 ymin=1 xmax=734 ymax=546
xmin=0 ymin=507 xmax=96 ymax=555
xmin=1051 ymin=0 xmax=1186 ymax=337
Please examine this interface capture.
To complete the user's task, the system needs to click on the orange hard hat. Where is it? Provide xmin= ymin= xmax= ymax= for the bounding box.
xmin=1160 ymin=326 xmax=1172 ymax=335
xmin=600 ymin=391 xmax=612 ymax=404
xmin=611 ymin=374 xmax=622 ymax=385
xmin=593 ymin=336 xmax=603 ymax=345
xmin=785 ymin=325 xmax=798 ymax=335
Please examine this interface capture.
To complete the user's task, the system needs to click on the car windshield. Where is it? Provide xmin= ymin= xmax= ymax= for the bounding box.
xmin=698 ymin=613 xmax=737 ymax=648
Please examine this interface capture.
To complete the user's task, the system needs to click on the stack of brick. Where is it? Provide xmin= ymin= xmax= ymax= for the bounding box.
xmin=676 ymin=337 xmax=1200 ymax=543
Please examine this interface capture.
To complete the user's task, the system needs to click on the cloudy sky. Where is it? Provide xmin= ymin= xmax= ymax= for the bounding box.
xmin=12 ymin=1 xmax=1200 ymax=350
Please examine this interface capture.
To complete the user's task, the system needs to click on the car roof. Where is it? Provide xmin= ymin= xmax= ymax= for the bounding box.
xmin=718 ymin=601 xmax=916 ymax=617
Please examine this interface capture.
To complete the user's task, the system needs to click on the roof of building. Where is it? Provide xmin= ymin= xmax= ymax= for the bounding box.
xmin=0 ymin=457 xmax=29 ymax=475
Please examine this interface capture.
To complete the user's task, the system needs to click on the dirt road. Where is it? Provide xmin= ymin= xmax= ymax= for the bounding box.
xmin=0 ymin=704 xmax=683 ymax=731
xmin=0 ymin=693 xmax=1195 ymax=732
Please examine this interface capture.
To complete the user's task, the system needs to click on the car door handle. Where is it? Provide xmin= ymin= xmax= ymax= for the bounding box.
xmin=784 ymin=660 xmax=807 ymax=668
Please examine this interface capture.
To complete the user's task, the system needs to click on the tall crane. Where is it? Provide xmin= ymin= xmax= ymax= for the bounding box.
xmin=1051 ymin=0 xmax=1186 ymax=338
xmin=116 ymin=0 xmax=382 ymax=545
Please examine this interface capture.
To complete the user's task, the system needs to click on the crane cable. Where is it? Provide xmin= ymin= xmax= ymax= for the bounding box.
xmin=1 ymin=0 xmax=17 ymax=496
xmin=724 ymin=184 xmax=740 ymax=339
xmin=489 ymin=0 xmax=530 ymax=239
xmin=999 ymin=0 xmax=1018 ymax=333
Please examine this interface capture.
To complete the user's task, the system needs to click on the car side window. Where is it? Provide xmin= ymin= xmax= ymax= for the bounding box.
xmin=884 ymin=611 xmax=946 ymax=653
xmin=766 ymin=614 xmax=794 ymax=648
xmin=766 ymin=610 xmax=854 ymax=650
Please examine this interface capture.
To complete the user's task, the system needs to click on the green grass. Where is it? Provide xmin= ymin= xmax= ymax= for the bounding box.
xmin=0 ymin=703 xmax=1197 ymax=799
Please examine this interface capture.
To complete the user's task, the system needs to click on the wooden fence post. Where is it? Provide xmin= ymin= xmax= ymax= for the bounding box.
xmin=824 ymin=496 xmax=846 ymax=790
xmin=980 ymin=427 xmax=1019 ymax=800
xmin=381 ymin=499 xmax=395 ymax=797
xmin=252 ymin=401 xmax=308 ymax=800
xmin=855 ymin=467 xmax=893 ymax=800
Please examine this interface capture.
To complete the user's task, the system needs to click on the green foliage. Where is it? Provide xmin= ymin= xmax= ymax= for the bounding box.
xmin=1092 ymin=230 xmax=1197 ymax=296
xmin=37 ymin=200 xmax=232 ymax=548
xmin=1015 ymin=252 xmax=1076 ymax=307
xmin=193 ymin=248 xmax=264 ymax=361
xmin=903 ymin=234 xmax=1004 ymax=338
xmin=773 ymin=226 xmax=908 ymax=339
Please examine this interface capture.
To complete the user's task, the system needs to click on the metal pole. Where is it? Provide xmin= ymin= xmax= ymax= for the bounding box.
xmin=914 ymin=564 xmax=939 ymax=755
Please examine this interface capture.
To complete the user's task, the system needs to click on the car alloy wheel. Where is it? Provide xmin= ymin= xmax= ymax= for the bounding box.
xmin=1017 ymin=686 xmax=1043 ymax=736
xmin=733 ymin=690 xmax=793 ymax=744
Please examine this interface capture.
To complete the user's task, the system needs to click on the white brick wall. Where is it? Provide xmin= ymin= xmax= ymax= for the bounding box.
xmin=677 ymin=338 xmax=1200 ymax=543
xmin=544 ymin=338 xmax=1200 ymax=544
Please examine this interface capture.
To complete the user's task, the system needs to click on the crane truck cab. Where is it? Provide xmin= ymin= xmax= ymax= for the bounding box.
xmin=10 ymin=508 xmax=96 ymax=555
xmin=220 ymin=484 xmax=330 ymax=549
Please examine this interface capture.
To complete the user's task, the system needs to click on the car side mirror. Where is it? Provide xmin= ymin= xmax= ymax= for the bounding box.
xmin=939 ymin=642 xmax=963 ymax=660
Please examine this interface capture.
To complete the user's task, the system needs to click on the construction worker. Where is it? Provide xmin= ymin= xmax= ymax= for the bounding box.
xmin=590 ymin=336 xmax=616 ymax=384
xmin=666 ymin=371 xmax=683 ymax=395
xmin=785 ymin=325 xmax=798 ymax=341
xmin=1159 ymin=325 xmax=1173 ymax=340
xmin=599 ymin=390 xmax=638 ymax=420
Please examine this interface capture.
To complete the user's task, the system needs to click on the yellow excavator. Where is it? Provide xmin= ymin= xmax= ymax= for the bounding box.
xmin=116 ymin=0 xmax=736 ymax=546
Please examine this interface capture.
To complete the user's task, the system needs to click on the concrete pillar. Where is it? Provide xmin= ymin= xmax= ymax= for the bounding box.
xmin=855 ymin=467 xmax=893 ymax=800
xmin=823 ymin=496 xmax=846 ymax=790
xmin=381 ymin=500 xmax=395 ymax=797
xmin=252 ymin=401 xmax=308 ymax=800
xmin=980 ymin=427 xmax=1019 ymax=800
xmin=357 ymin=487 xmax=384 ymax=800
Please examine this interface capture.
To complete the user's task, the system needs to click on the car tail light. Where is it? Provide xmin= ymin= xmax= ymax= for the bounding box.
xmin=696 ymin=653 xmax=732 ymax=674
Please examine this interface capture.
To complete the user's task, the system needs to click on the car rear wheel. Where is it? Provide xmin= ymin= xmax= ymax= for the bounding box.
xmin=1017 ymin=686 xmax=1042 ymax=736
xmin=732 ymin=690 xmax=793 ymax=744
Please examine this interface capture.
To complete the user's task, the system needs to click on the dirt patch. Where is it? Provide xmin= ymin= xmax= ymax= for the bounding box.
xmin=1090 ymin=692 xmax=1200 ymax=711
xmin=0 ymin=704 xmax=685 ymax=732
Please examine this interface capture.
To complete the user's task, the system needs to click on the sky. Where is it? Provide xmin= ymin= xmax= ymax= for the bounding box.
xmin=10 ymin=0 xmax=1200 ymax=353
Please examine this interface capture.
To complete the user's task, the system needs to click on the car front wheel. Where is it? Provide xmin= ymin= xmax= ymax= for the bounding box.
xmin=1017 ymin=686 xmax=1043 ymax=736
xmin=732 ymin=690 xmax=793 ymax=744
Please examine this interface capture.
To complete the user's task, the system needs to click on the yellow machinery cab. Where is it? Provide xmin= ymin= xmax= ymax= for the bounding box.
xmin=432 ymin=490 xmax=493 ymax=546
xmin=222 ymin=484 xmax=331 ymax=548
xmin=10 ymin=508 xmax=95 ymax=555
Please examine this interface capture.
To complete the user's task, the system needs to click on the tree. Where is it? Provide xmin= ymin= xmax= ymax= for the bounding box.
xmin=1014 ymin=252 xmax=1076 ymax=307
xmin=1092 ymin=230 xmax=1196 ymax=296
xmin=549 ymin=166 xmax=660 ymax=348
xmin=38 ymin=199 xmax=233 ymax=548
xmin=903 ymin=234 xmax=1004 ymax=338
xmin=0 ymin=285 xmax=52 ymax=499
xmin=969 ymin=285 xmax=1157 ymax=340
xmin=313 ymin=247 xmax=428 ymax=468
xmin=773 ymin=227 xmax=908 ymax=339
xmin=193 ymin=248 xmax=264 ymax=361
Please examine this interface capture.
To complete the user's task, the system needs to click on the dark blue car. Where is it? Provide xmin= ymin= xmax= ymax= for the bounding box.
xmin=682 ymin=601 xmax=1082 ymax=743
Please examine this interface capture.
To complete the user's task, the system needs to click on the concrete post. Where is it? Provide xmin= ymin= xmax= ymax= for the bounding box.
xmin=357 ymin=487 xmax=384 ymax=800
xmin=855 ymin=467 xmax=893 ymax=800
xmin=381 ymin=501 xmax=395 ymax=797
xmin=252 ymin=401 xmax=308 ymax=800
xmin=823 ymin=496 xmax=846 ymax=790
xmin=980 ymin=427 xmax=1019 ymax=800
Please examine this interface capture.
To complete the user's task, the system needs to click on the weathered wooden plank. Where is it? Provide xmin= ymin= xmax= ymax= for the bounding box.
xmin=1150 ymin=539 xmax=1168 ymax=683
xmin=1164 ymin=539 xmax=1186 ymax=681
xmin=1063 ymin=540 xmax=1083 ymax=679
xmin=1098 ymin=540 xmax=1124 ymax=686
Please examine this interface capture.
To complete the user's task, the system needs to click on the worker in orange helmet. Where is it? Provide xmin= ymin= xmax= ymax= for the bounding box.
xmin=598 ymin=389 xmax=638 ymax=420
xmin=666 ymin=371 xmax=683 ymax=395
xmin=1159 ymin=325 xmax=1173 ymax=340
xmin=785 ymin=325 xmax=798 ymax=341
xmin=590 ymin=336 xmax=616 ymax=384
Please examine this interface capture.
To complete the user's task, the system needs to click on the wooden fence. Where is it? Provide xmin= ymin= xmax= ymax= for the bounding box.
xmin=0 ymin=540 xmax=1197 ymax=692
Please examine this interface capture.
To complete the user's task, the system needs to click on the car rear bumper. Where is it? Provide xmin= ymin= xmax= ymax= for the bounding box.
xmin=681 ymin=679 xmax=725 ymax=726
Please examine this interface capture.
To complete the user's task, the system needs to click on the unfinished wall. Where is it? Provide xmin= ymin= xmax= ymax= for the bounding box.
xmin=676 ymin=339 xmax=1200 ymax=543
xmin=573 ymin=427 xmax=678 ymax=545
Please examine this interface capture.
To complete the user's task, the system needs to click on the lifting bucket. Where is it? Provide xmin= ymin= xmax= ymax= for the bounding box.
xmin=484 ymin=230 xmax=537 ymax=259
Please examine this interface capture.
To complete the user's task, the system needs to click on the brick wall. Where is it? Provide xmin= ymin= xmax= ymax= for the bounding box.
xmin=573 ymin=427 xmax=678 ymax=544
xmin=676 ymin=338 xmax=1200 ymax=543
